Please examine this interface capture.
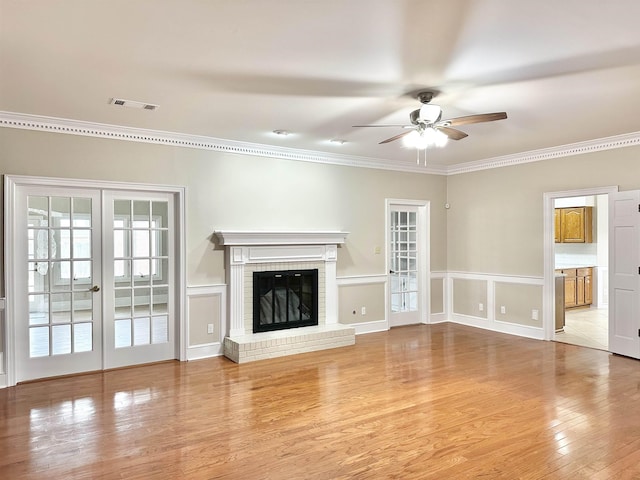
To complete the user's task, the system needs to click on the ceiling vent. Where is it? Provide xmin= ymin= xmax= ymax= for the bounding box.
xmin=109 ymin=98 xmax=159 ymax=111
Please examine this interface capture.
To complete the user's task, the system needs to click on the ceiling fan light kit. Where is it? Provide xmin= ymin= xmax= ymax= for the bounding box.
xmin=353 ymin=90 xmax=507 ymax=163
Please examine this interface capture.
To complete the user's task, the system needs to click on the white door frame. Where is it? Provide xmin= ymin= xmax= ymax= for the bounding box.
xmin=4 ymin=174 xmax=186 ymax=387
xmin=385 ymin=199 xmax=430 ymax=326
xmin=542 ymin=185 xmax=618 ymax=341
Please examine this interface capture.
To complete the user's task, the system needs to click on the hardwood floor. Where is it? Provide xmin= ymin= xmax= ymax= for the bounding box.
xmin=2 ymin=323 xmax=640 ymax=479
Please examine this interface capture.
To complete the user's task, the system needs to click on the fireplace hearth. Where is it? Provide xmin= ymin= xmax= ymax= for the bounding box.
xmin=254 ymin=269 xmax=318 ymax=333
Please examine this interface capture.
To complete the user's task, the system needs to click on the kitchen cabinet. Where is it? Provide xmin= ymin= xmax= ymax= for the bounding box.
xmin=555 ymin=207 xmax=593 ymax=243
xmin=555 ymin=267 xmax=593 ymax=308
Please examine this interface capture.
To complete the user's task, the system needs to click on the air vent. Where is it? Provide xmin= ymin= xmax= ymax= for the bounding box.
xmin=109 ymin=98 xmax=159 ymax=111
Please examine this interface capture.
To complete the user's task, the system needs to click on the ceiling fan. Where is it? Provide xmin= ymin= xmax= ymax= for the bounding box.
xmin=353 ymin=91 xmax=507 ymax=150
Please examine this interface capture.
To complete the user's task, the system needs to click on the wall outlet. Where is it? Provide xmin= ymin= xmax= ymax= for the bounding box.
xmin=532 ymin=309 xmax=539 ymax=321
xmin=479 ymin=303 xmax=484 ymax=312
xmin=207 ymin=323 xmax=214 ymax=334
xmin=500 ymin=306 xmax=506 ymax=314
xmin=361 ymin=306 xmax=366 ymax=315
xmin=374 ymin=246 xmax=381 ymax=255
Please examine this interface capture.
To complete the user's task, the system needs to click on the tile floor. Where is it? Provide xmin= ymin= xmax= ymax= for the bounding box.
xmin=554 ymin=306 xmax=608 ymax=351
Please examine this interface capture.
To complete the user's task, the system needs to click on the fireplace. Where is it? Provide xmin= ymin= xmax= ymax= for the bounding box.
xmin=253 ymin=269 xmax=318 ymax=332
xmin=215 ymin=230 xmax=355 ymax=363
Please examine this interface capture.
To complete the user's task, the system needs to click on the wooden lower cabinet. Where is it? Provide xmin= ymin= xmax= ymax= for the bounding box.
xmin=556 ymin=267 xmax=593 ymax=308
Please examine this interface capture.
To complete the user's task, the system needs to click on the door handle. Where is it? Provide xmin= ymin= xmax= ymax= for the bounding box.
xmin=389 ymin=270 xmax=396 ymax=274
xmin=89 ymin=285 xmax=100 ymax=292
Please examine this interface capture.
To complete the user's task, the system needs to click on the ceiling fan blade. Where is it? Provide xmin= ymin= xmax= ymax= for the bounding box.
xmin=445 ymin=112 xmax=507 ymax=127
xmin=438 ymin=126 xmax=468 ymax=140
xmin=352 ymin=124 xmax=412 ymax=128
xmin=379 ymin=131 xmax=413 ymax=144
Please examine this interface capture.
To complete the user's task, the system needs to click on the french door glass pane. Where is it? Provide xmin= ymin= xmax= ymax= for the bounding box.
xmin=114 ymin=319 xmax=132 ymax=348
xmin=134 ymin=317 xmax=151 ymax=345
xmin=52 ymin=325 xmax=71 ymax=355
xmin=390 ymin=208 xmax=419 ymax=313
xmin=27 ymin=194 xmax=95 ymax=358
xmin=74 ymin=323 xmax=93 ymax=352
xmin=152 ymin=316 xmax=168 ymax=344
xmin=111 ymin=198 xmax=171 ymax=350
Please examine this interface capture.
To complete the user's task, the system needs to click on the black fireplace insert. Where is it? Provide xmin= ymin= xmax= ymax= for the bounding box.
xmin=253 ymin=269 xmax=318 ymax=333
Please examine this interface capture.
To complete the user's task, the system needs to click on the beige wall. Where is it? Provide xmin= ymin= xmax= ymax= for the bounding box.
xmin=188 ymin=294 xmax=221 ymax=346
xmin=494 ymin=282 xmax=542 ymax=328
xmin=2 ymin=126 xmax=639 ymax=361
xmin=0 ymin=128 xmax=448 ymax=292
xmin=446 ymin=146 xmax=640 ymax=277
xmin=338 ymin=283 xmax=386 ymax=324
xmin=430 ymin=277 xmax=444 ymax=314
xmin=452 ymin=278 xmax=487 ymax=318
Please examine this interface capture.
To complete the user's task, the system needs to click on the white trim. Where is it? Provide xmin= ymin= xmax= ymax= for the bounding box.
xmin=186 ymin=284 xmax=226 ymax=360
xmin=450 ymin=313 xmax=544 ymax=340
xmin=3 ymin=111 xmax=638 ymax=176
xmin=448 ymin=270 xmax=544 ymax=284
xmin=337 ymin=274 xmax=389 ymax=333
xmin=336 ymin=274 xmax=387 ymax=285
xmin=447 ymin=132 xmax=640 ymax=175
xmin=448 ymin=271 xmax=545 ymax=340
xmin=215 ymin=230 xmax=349 ymax=246
xmin=542 ymin=186 xmax=618 ymax=341
xmin=0 ymin=111 xmax=447 ymax=176
xmin=186 ymin=343 xmax=224 ymax=361
xmin=348 ymin=319 xmax=388 ymax=335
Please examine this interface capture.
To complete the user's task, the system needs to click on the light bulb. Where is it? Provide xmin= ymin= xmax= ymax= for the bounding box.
xmin=435 ymin=129 xmax=449 ymax=147
xmin=402 ymin=130 xmax=420 ymax=148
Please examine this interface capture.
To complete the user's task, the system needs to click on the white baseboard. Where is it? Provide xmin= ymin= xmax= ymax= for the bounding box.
xmin=345 ymin=319 xmax=389 ymax=335
xmin=429 ymin=312 xmax=448 ymax=323
xmin=186 ymin=342 xmax=224 ymax=361
xmin=450 ymin=313 xmax=544 ymax=340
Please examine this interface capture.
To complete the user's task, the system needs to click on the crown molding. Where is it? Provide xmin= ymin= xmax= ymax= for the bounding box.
xmin=1 ymin=111 xmax=638 ymax=176
xmin=447 ymin=131 xmax=640 ymax=175
xmin=0 ymin=111 xmax=447 ymax=175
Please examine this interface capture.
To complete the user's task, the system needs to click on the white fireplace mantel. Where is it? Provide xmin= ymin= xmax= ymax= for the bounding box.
xmin=215 ymin=230 xmax=349 ymax=246
xmin=215 ymin=230 xmax=349 ymax=337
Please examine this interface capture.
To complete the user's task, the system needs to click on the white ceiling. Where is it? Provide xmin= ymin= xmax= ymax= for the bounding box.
xmin=2 ymin=0 xmax=640 ymax=170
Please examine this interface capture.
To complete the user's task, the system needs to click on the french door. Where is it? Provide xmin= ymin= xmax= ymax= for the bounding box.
xmin=15 ymin=187 xmax=103 ymax=381
xmin=11 ymin=181 xmax=178 ymax=383
xmin=388 ymin=201 xmax=429 ymax=327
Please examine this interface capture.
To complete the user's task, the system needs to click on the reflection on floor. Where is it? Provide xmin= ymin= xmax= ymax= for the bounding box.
xmin=555 ymin=306 xmax=608 ymax=351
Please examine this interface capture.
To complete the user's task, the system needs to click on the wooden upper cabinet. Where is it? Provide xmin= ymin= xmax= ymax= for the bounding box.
xmin=554 ymin=209 xmax=561 ymax=243
xmin=556 ymin=207 xmax=593 ymax=243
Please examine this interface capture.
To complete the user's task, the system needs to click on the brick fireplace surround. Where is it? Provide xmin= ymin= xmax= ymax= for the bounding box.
xmin=215 ymin=231 xmax=355 ymax=363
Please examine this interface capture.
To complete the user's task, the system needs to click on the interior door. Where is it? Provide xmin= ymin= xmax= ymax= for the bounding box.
xmin=12 ymin=183 xmax=178 ymax=383
xmin=609 ymin=190 xmax=640 ymax=359
xmin=103 ymin=192 xmax=176 ymax=369
xmin=389 ymin=205 xmax=421 ymax=327
xmin=15 ymin=187 xmax=102 ymax=382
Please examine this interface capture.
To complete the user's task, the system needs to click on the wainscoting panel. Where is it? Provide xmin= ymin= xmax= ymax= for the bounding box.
xmin=337 ymin=275 xmax=388 ymax=334
xmin=186 ymin=285 xmax=226 ymax=360
xmin=430 ymin=272 xmax=447 ymax=323
xmin=448 ymin=272 xmax=544 ymax=340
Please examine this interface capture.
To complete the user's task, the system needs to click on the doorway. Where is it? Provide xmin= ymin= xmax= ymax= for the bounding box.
xmin=5 ymin=176 xmax=185 ymax=385
xmin=386 ymin=199 xmax=430 ymax=327
xmin=543 ymin=186 xmax=617 ymax=348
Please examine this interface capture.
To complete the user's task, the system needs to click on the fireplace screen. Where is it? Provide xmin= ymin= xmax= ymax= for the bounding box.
xmin=253 ymin=269 xmax=318 ymax=333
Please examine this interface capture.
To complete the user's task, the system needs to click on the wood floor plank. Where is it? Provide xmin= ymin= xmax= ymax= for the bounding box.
xmin=1 ymin=323 xmax=640 ymax=479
